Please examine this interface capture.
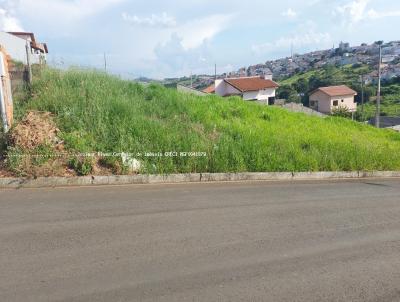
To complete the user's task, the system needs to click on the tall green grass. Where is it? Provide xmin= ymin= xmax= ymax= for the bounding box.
xmin=15 ymin=68 xmax=400 ymax=173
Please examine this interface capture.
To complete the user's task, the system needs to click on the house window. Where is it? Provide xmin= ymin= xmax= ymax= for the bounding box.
xmin=333 ymin=100 xmax=339 ymax=106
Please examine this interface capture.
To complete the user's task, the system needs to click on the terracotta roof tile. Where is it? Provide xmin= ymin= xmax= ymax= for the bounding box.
xmin=224 ymin=77 xmax=279 ymax=92
xmin=203 ymin=84 xmax=215 ymax=94
xmin=313 ymin=85 xmax=357 ymax=97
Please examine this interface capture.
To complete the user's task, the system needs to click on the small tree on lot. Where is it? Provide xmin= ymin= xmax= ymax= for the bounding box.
xmin=332 ymin=107 xmax=352 ymax=118
xmin=287 ymin=91 xmax=302 ymax=103
xmin=277 ymin=85 xmax=301 ymax=103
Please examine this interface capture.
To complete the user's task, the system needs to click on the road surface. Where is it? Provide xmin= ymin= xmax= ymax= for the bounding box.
xmin=1 ymin=179 xmax=400 ymax=302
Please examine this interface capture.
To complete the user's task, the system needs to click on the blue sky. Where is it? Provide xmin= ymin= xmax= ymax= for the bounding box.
xmin=1 ymin=0 xmax=400 ymax=79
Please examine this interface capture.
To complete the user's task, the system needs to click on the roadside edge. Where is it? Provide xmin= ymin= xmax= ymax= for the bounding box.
xmin=0 ymin=171 xmax=400 ymax=188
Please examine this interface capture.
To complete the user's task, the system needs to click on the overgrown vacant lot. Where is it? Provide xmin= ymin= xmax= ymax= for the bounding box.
xmin=10 ymin=68 xmax=400 ymax=174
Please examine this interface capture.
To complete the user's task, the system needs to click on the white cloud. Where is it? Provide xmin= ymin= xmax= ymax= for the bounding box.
xmin=177 ymin=14 xmax=234 ymax=49
xmin=122 ymin=13 xmax=234 ymax=50
xmin=336 ymin=0 xmax=400 ymax=25
xmin=117 ymin=12 xmax=235 ymax=77
xmin=0 ymin=7 xmax=23 ymax=31
xmin=122 ymin=12 xmax=177 ymax=28
xmin=307 ymin=0 xmax=322 ymax=5
xmin=148 ymin=14 xmax=234 ymax=77
xmin=281 ymin=8 xmax=297 ymax=18
xmin=151 ymin=33 xmax=236 ymax=79
xmin=366 ymin=8 xmax=400 ymax=19
xmin=11 ymin=0 xmax=125 ymax=24
xmin=252 ymin=22 xmax=332 ymax=55
xmin=336 ymin=0 xmax=370 ymax=24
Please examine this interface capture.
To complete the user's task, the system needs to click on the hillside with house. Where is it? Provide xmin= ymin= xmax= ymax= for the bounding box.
xmin=4 ymin=67 xmax=400 ymax=177
xmin=1 ymin=28 xmax=400 ymax=176
xmin=167 ymin=40 xmax=400 ymax=92
xmin=232 ymin=40 xmax=400 ymax=82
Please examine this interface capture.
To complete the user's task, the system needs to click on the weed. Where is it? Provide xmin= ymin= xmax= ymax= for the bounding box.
xmin=10 ymin=67 xmax=400 ymax=174
xmin=68 ymin=156 xmax=93 ymax=176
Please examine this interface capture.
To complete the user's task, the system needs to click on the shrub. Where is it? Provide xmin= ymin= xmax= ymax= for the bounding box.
xmin=68 ymin=156 xmax=93 ymax=176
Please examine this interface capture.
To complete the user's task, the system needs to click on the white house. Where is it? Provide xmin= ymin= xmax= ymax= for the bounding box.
xmin=203 ymin=76 xmax=279 ymax=104
xmin=0 ymin=31 xmax=48 ymax=65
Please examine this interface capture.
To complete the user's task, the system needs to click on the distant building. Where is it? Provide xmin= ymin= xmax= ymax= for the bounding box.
xmin=339 ymin=41 xmax=350 ymax=52
xmin=0 ymin=31 xmax=48 ymax=65
xmin=203 ymin=76 xmax=279 ymax=104
xmin=309 ymin=85 xmax=357 ymax=114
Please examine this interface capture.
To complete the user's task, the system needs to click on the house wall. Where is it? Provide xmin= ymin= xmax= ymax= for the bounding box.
xmin=11 ymin=33 xmax=33 ymax=42
xmin=0 ymin=32 xmax=28 ymax=64
xmin=243 ymin=88 xmax=276 ymax=102
xmin=215 ymin=80 xmax=241 ymax=97
xmin=0 ymin=32 xmax=43 ymax=65
xmin=310 ymin=90 xmax=357 ymax=114
xmin=0 ymin=49 xmax=14 ymax=131
xmin=309 ymin=91 xmax=331 ymax=113
xmin=331 ymin=94 xmax=357 ymax=112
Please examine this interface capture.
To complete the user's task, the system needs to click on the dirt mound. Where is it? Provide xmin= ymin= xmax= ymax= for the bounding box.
xmin=8 ymin=111 xmax=63 ymax=150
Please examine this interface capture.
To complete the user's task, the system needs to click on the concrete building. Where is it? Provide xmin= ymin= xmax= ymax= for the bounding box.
xmin=309 ymin=85 xmax=357 ymax=114
xmin=0 ymin=31 xmax=48 ymax=65
xmin=339 ymin=41 xmax=350 ymax=51
xmin=203 ymin=76 xmax=279 ymax=104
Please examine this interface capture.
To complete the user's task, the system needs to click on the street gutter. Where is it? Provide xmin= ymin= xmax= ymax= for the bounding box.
xmin=0 ymin=171 xmax=400 ymax=189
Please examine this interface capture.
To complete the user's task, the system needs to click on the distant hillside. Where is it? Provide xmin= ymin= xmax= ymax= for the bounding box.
xmin=5 ymin=68 xmax=400 ymax=176
xmin=235 ymin=40 xmax=400 ymax=81
xmin=168 ymin=40 xmax=400 ymax=92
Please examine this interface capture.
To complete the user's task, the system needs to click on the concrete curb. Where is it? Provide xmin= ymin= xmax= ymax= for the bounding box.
xmin=0 ymin=171 xmax=399 ymax=189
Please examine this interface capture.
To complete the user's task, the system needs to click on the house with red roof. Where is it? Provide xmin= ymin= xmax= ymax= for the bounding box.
xmin=309 ymin=85 xmax=357 ymax=114
xmin=0 ymin=31 xmax=48 ymax=65
xmin=203 ymin=76 xmax=279 ymax=104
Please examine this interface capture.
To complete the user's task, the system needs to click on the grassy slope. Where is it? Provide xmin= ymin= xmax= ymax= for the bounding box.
xmin=14 ymin=68 xmax=400 ymax=173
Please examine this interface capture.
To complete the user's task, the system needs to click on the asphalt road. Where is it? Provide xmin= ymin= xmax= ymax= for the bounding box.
xmin=1 ymin=179 xmax=400 ymax=302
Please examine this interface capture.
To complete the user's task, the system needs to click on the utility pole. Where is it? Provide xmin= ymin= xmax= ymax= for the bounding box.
xmin=25 ymin=42 xmax=32 ymax=84
xmin=190 ymin=71 xmax=193 ymax=88
xmin=360 ymin=74 xmax=365 ymax=121
xmin=290 ymin=42 xmax=293 ymax=60
xmin=214 ymin=63 xmax=217 ymax=81
xmin=375 ymin=42 xmax=383 ymax=128
xmin=104 ymin=52 xmax=107 ymax=73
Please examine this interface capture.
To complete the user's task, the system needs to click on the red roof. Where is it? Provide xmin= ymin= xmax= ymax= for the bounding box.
xmin=8 ymin=32 xmax=49 ymax=54
xmin=31 ymin=41 xmax=48 ymax=54
xmin=8 ymin=32 xmax=36 ymax=43
xmin=203 ymin=84 xmax=215 ymax=94
xmin=312 ymin=85 xmax=357 ymax=97
xmin=224 ymin=77 xmax=279 ymax=92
